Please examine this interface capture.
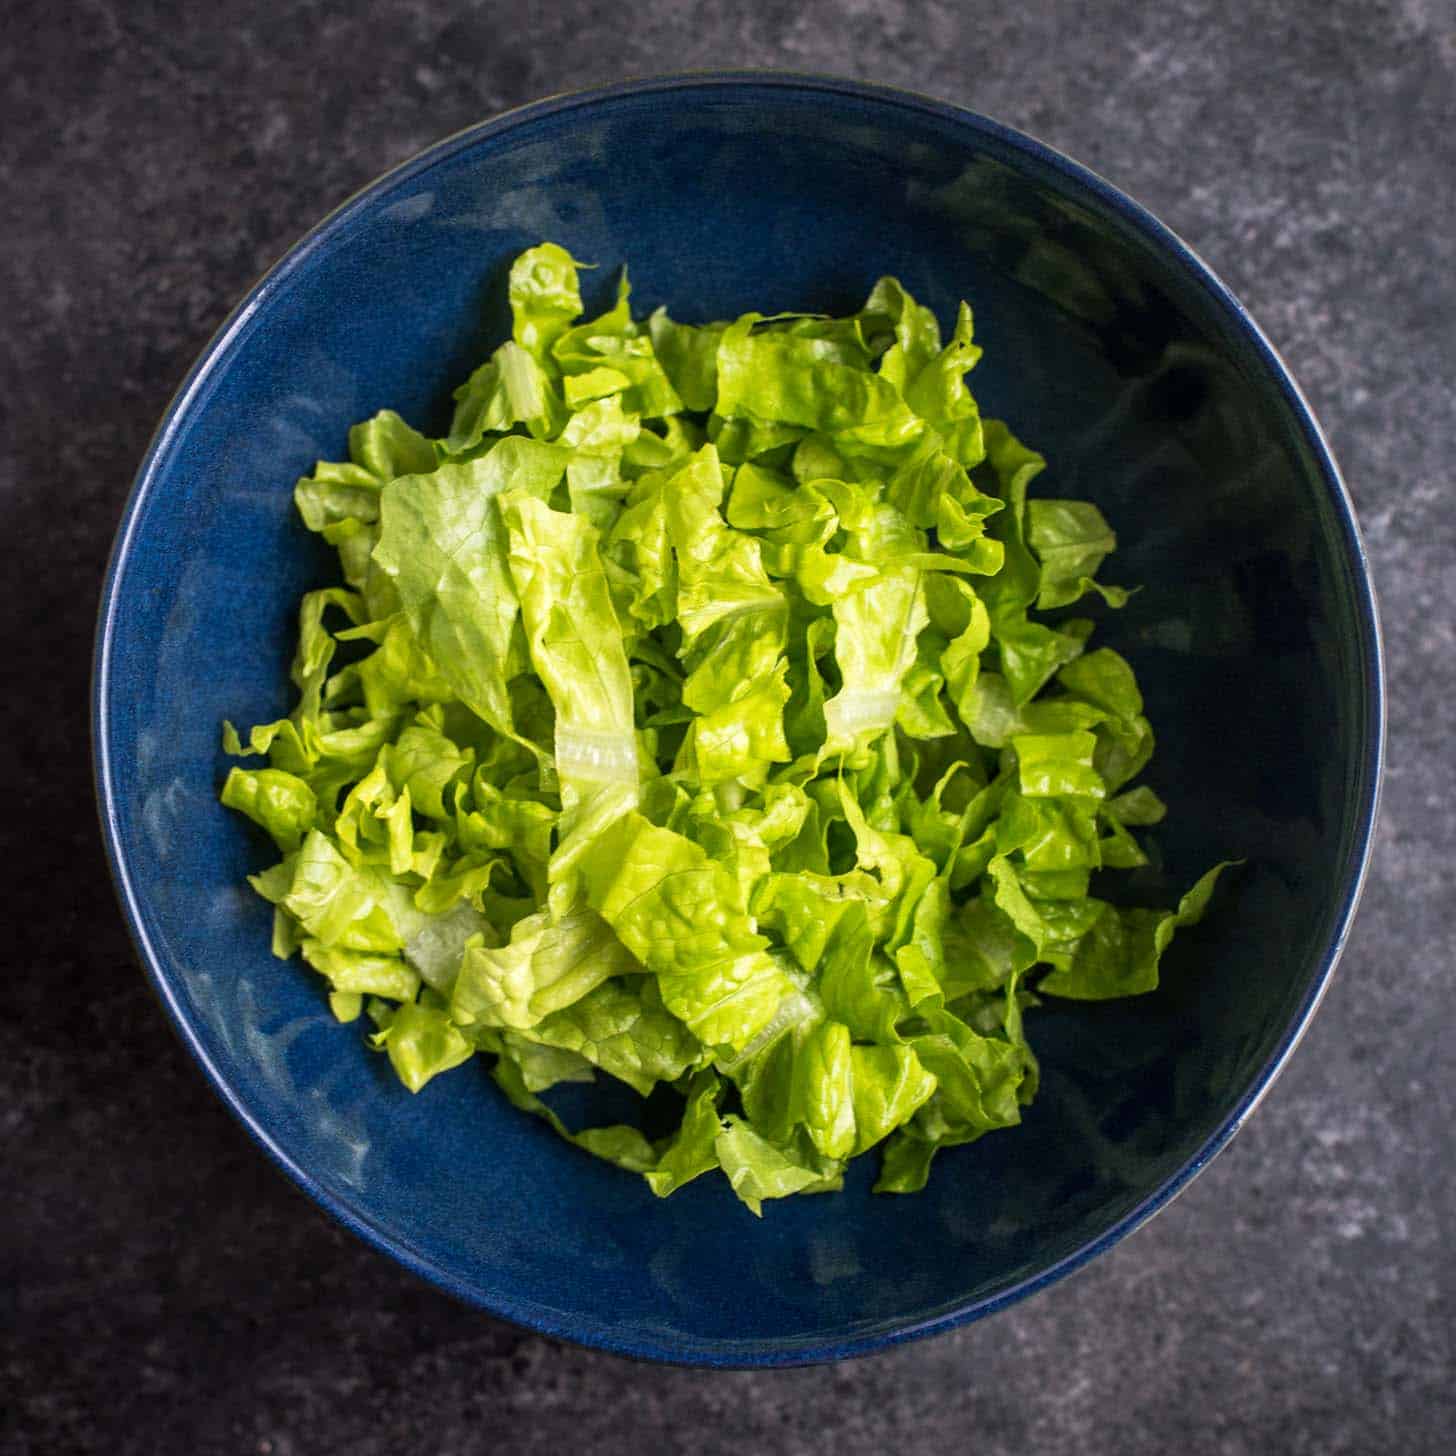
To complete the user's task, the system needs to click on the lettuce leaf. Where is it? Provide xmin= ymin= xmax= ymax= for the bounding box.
xmin=373 ymin=441 xmax=568 ymax=735
xmin=451 ymin=906 xmax=639 ymax=1032
xmin=500 ymin=492 xmax=639 ymax=805
xmin=576 ymin=812 xmax=800 ymax=1052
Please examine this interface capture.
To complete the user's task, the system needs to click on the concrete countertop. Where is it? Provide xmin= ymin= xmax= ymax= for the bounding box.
xmin=3 ymin=1 xmax=1451 ymax=1451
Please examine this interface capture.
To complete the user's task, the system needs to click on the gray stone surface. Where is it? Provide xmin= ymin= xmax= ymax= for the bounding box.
xmin=3 ymin=0 xmax=1453 ymax=1451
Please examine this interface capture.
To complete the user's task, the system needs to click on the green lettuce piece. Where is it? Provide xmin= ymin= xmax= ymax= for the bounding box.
xmin=451 ymin=906 xmax=638 ymax=1032
xmin=936 ymin=577 xmax=993 ymax=719
xmin=328 ymin=991 xmax=363 ymax=1023
xmin=912 ymin=1015 xmax=1026 ymax=1137
xmin=1011 ymin=731 xmax=1105 ymax=800
xmin=861 ymin=275 xmax=941 ymax=389
xmin=819 ymin=493 xmax=990 ymax=748
xmin=333 ymin=755 xmax=413 ymax=872
xmin=661 ymin=445 xmax=794 ymax=782
xmin=288 ymin=587 xmax=365 ymax=724
xmin=441 ymin=244 xmax=585 ymax=449
xmin=837 ymin=779 xmax=937 ymax=942
xmin=896 ymin=636 xmax=961 ymax=741
xmin=604 ymin=473 xmax=677 ymax=632
xmin=683 ymin=660 xmax=792 ymax=785
xmin=999 ymin=617 xmax=1091 ymax=709
xmin=458 ymin=779 xmax=557 ymax=900
xmin=986 ymin=854 xmax=1098 ymax=967
xmin=354 ymin=616 xmax=456 ymax=718
xmin=220 ymin=767 xmax=316 ymax=851
xmin=886 ymin=442 xmax=996 ymax=537
xmin=561 ymin=393 xmax=641 ymax=456
xmin=489 ymin=1052 xmax=659 ymax=1173
xmin=300 ymin=941 xmax=421 ymax=1002
xmin=1106 ymin=784 xmax=1167 ymax=825
xmin=350 ymin=410 xmax=438 ymax=481
xmin=412 ymin=850 xmax=503 ymax=916
xmin=1038 ymin=863 xmax=1236 ymax=1000
xmin=1027 ymin=499 xmax=1124 ymax=609
xmin=818 ymin=911 xmax=910 ymax=1045
xmin=281 ymin=830 xmax=420 ymax=953
xmin=295 ymin=410 xmax=437 ymax=538
xmin=645 ymin=1070 xmax=725 ymax=1196
xmin=997 ymin=776 xmax=1093 ymax=867
xmin=714 ymin=1117 xmax=838 ymax=1216
xmin=500 ymin=492 xmax=639 ymax=803
xmin=713 ymin=414 xmax=809 ymax=466
xmin=665 ymin=446 xmax=786 ymax=650
xmin=386 ymin=721 xmax=473 ymax=819
xmin=754 ymin=869 xmax=882 ymax=977
xmin=373 ymin=441 xmax=569 ymax=735
xmin=874 ymin=1131 xmax=938 ymax=1193
xmin=498 ymin=1034 xmax=595 ymax=1093
xmin=956 ymin=671 xmax=1024 ymax=749
xmin=788 ymin=1019 xmax=856 ymax=1159
xmin=221 ymin=243 xmax=1235 ymax=1211
xmin=294 ymin=460 xmax=383 ymax=536
xmin=850 ymin=1043 xmax=939 ymax=1154
xmin=690 ymin=783 xmax=812 ymax=904
xmin=372 ymin=1001 xmax=473 ymax=1093
xmin=576 ymin=812 xmax=799 ymax=1052
xmin=509 ymin=241 xmax=586 ymax=357
xmin=403 ymin=901 xmax=496 ymax=994
xmin=976 ymin=421 xmax=1094 ymax=705
xmin=824 ymin=563 xmax=926 ymax=749
xmin=904 ymin=301 xmax=983 ymax=431
xmin=552 ymin=270 xmax=684 ymax=418
xmin=624 ymin=415 xmax=703 ymax=476
xmin=648 ymin=310 xmax=725 ymax=412
xmin=447 ymin=341 xmax=565 ymax=452
xmin=716 ymin=316 xmax=920 ymax=445
xmin=875 ymin=1006 xmax=1031 ymax=1194
xmin=783 ymin=614 xmax=835 ymax=758
xmin=1057 ymin=647 xmax=1142 ymax=718
xmin=520 ymin=978 xmax=701 ymax=1096
xmin=1053 ymin=647 xmax=1157 ymax=793
xmin=944 ymin=895 xmax=1037 ymax=996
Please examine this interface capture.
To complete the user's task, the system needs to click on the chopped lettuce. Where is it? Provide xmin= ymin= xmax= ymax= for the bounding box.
xmin=222 ymin=243 xmax=1233 ymax=1212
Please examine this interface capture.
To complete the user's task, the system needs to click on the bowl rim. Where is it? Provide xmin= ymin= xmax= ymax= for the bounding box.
xmin=92 ymin=69 xmax=1385 ymax=1368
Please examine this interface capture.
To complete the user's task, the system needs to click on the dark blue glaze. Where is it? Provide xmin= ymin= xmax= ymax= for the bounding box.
xmin=92 ymin=74 xmax=1383 ymax=1367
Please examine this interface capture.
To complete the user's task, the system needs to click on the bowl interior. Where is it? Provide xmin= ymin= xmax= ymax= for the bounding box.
xmin=97 ymin=79 xmax=1378 ymax=1364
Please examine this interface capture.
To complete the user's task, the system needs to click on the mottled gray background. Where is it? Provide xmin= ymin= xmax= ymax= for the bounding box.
xmin=4 ymin=0 xmax=1453 ymax=1451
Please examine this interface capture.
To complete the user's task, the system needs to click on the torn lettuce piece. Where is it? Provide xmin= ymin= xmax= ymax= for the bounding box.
xmin=372 ymin=1001 xmax=474 ymax=1093
xmin=373 ymin=440 xmax=569 ymax=736
xmin=220 ymin=767 xmax=317 ymax=852
xmin=451 ymin=906 xmax=639 ymax=1033
xmin=500 ymin=492 xmax=640 ymax=805
xmin=1038 ymin=863 xmax=1237 ymax=1000
xmin=518 ymin=978 xmax=702 ymax=1096
xmin=576 ymin=812 xmax=800 ymax=1053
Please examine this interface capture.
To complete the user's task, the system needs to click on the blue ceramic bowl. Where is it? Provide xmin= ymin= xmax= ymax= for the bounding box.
xmin=94 ymin=74 xmax=1382 ymax=1366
